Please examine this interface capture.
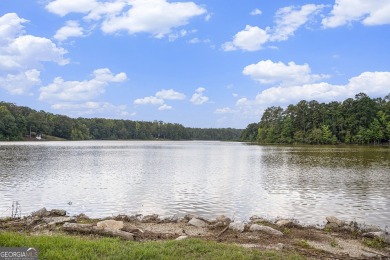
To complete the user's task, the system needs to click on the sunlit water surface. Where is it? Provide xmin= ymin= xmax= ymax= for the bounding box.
xmin=0 ymin=141 xmax=389 ymax=228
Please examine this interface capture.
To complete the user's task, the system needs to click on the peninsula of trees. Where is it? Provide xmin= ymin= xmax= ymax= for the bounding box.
xmin=0 ymin=102 xmax=242 ymax=141
xmin=241 ymin=93 xmax=390 ymax=145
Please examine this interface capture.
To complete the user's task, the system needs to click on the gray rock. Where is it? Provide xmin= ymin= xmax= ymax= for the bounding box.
xmin=141 ymin=214 xmax=159 ymax=223
xmin=175 ymin=235 xmax=188 ymax=241
xmin=275 ymin=219 xmax=293 ymax=227
xmin=216 ymin=215 xmax=231 ymax=224
xmin=26 ymin=217 xmax=41 ymax=226
xmin=184 ymin=214 xmax=198 ymax=221
xmin=249 ymin=224 xmax=283 ymax=236
xmin=49 ymin=209 xmax=66 ymax=217
xmin=326 ymin=216 xmax=346 ymax=227
xmin=249 ymin=215 xmax=266 ymax=222
xmin=42 ymin=216 xmax=76 ymax=225
xmin=76 ymin=213 xmax=90 ymax=221
xmin=229 ymin=222 xmax=245 ymax=232
xmin=188 ymin=218 xmax=207 ymax=228
xmin=31 ymin=208 xmax=49 ymax=218
xmin=32 ymin=224 xmax=48 ymax=231
xmin=362 ymin=231 xmax=390 ymax=244
xmin=96 ymin=220 xmax=124 ymax=231
xmin=358 ymin=224 xmax=381 ymax=233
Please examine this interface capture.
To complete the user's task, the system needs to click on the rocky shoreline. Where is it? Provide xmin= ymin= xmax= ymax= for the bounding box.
xmin=1 ymin=208 xmax=389 ymax=259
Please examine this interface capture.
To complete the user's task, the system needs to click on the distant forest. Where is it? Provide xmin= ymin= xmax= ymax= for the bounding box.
xmin=241 ymin=93 xmax=390 ymax=145
xmin=0 ymin=102 xmax=242 ymax=141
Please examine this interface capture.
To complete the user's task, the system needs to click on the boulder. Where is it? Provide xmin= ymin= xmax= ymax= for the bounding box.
xmin=275 ymin=219 xmax=293 ymax=227
xmin=358 ymin=224 xmax=381 ymax=233
xmin=216 ymin=215 xmax=231 ymax=224
xmin=48 ymin=209 xmax=66 ymax=217
xmin=175 ymin=235 xmax=188 ymax=241
xmin=229 ymin=222 xmax=245 ymax=232
xmin=141 ymin=214 xmax=159 ymax=223
xmin=96 ymin=220 xmax=124 ymax=231
xmin=326 ymin=216 xmax=346 ymax=227
xmin=188 ymin=218 xmax=207 ymax=228
xmin=249 ymin=224 xmax=283 ymax=236
xmin=363 ymin=231 xmax=390 ymax=244
xmin=31 ymin=208 xmax=49 ymax=218
xmin=43 ymin=216 xmax=76 ymax=225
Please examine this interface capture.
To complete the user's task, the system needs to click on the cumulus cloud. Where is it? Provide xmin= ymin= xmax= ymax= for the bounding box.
xmin=190 ymin=87 xmax=209 ymax=105
xmin=46 ymin=0 xmax=207 ymax=39
xmin=134 ymin=88 xmax=185 ymax=110
xmin=222 ymin=25 xmax=269 ymax=51
xmin=45 ymin=0 xmax=98 ymax=16
xmin=51 ymin=101 xmax=130 ymax=117
xmin=0 ymin=69 xmax=41 ymax=95
xmin=236 ymin=71 xmax=390 ymax=116
xmin=158 ymin=104 xmax=173 ymax=111
xmin=250 ymin=9 xmax=262 ymax=16
xmin=54 ymin=20 xmax=84 ymax=41
xmin=322 ymin=0 xmax=390 ymax=28
xmin=102 ymin=0 xmax=206 ymax=37
xmin=39 ymin=68 xmax=127 ymax=101
xmin=0 ymin=13 xmax=68 ymax=95
xmin=270 ymin=4 xmax=324 ymax=41
xmin=243 ymin=60 xmax=328 ymax=86
xmin=215 ymin=107 xmax=236 ymax=114
xmin=155 ymin=89 xmax=186 ymax=100
xmin=134 ymin=96 xmax=164 ymax=105
xmin=222 ymin=4 xmax=324 ymax=51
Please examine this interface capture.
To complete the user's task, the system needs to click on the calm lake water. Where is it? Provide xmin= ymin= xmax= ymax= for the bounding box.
xmin=0 ymin=141 xmax=389 ymax=228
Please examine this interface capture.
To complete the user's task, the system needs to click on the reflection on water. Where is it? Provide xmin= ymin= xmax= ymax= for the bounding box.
xmin=0 ymin=141 xmax=389 ymax=227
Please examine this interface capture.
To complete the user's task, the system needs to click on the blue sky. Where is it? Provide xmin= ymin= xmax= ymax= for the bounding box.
xmin=1 ymin=0 xmax=390 ymax=128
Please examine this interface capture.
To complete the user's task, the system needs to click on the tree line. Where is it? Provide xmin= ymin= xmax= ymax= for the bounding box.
xmin=0 ymin=102 xmax=242 ymax=141
xmin=241 ymin=93 xmax=390 ymax=145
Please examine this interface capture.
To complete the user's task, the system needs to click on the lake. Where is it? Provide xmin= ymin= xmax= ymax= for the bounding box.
xmin=0 ymin=141 xmax=389 ymax=228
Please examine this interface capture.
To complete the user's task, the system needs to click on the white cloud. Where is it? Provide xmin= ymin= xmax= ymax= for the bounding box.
xmin=0 ymin=13 xmax=68 ymax=95
xmin=0 ymin=13 xmax=68 ymax=71
xmin=84 ymin=1 xmax=127 ymax=21
xmin=250 ymin=8 xmax=262 ymax=16
xmin=190 ymin=87 xmax=209 ymax=105
xmin=101 ymin=0 xmax=206 ymax=38
xmin=222 ymin=4 xmax=324 ymax=51
xmin=45 ymin=0 xmax=98 ymax=17
xmin=205 ymin=13 xmax=212 ymax=21
xmin=0 ymin=13 xmax=27 ymax=42
xmin=243 ymin=60 xmax=328 ymax=86
xmin=222 ymin=25 xmax=269 ymax=51
xmin=39 ymin=68 xmax=127 ymax=101
xmin=52 ymin=101 xmax=130 ymax=117
xmin=155 ymin=89 xmax=186 ymax=100
xmin=54 ymin=20 xmax=84 ymax=41
xmin=270 ymin=4 xmax=324 ymax=41
xmin=215 ymin=107 xmax=236 ymax=114
xmin=134 ymin=88 xmax=185 ymax=109
xmin=236 ymin=71 xmax=390 ymax=116
xmin=134 ymin=96 xmax=164 ymax=105
xmin=158 ymin=104 xmax=173 ymax=111
xmin=322 ymin=0 xmax=390 ymax=28
xmin=0 ymin=69 xmax=41 ymax=95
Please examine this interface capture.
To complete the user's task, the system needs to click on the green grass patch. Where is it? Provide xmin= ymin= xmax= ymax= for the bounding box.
xmin=362 ymin=237 xmax=386 ymax=249
xmin=330 ymin=239 xmax=338 ymax=248
xmin=0 ymin=232 xmax=304 ymax=260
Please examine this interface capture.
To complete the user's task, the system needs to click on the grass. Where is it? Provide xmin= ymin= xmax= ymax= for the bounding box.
xmin=297 ymin=240 xmax=310 ymax=249
xmin=0 ymin=232 xmax=304 ymax=260
xmin=330 ymin=239 xmax=338 ymax=248
xmin=362 ymin=237 xmax=386 ymax=249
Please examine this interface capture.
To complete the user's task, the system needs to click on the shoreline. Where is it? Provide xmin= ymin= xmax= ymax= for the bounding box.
xmin=1 ymin=208 xmax=389 ymax=259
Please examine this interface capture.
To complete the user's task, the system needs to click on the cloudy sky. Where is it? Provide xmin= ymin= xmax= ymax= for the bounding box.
xmin=1 ymin=0 xmax=389 ymax=128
